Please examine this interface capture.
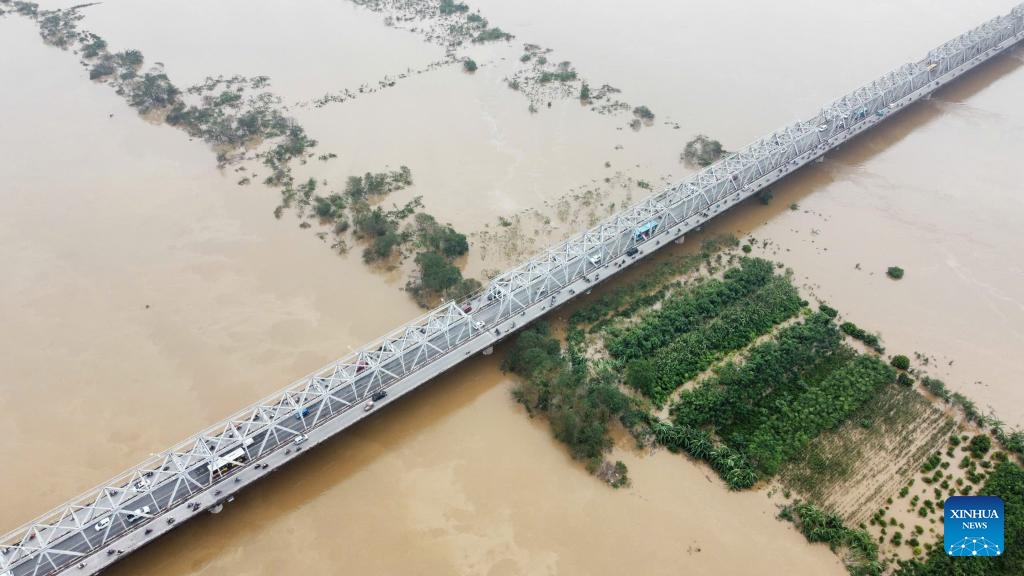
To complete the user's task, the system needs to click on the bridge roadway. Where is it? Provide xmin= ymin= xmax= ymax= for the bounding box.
xmin=3 ymin=4 xmax=1023 ymax=575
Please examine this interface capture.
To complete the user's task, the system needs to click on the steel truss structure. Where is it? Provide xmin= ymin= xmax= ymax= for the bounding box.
xmin=3 ymin=4 xmax=1023 ymax=575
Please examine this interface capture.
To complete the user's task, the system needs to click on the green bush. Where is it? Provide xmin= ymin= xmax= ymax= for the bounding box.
xmin=115 ymin=49 xmax=143 ymax=68
xmin=784 ymin=502 xmax=879 ymax=573
xmin=414 ymin=251 xmax=462 ymax=293
xmin=89 ymin=61 xmax=115 ymax=80
xmin=682 ymin=135 xmax=724 ymax=167
xmin=633 ymin=105 xmax=655 ymax=121
xmin=463 ymin=58 xmax=478 ymax=72
xmin=969 ymin=435 xmax=992 ymax=458
xmin=438 ymin=0 xmax=469 ymax=15
xmin=887 ymin=266 xmax=905 ymax=280
xmin=414 ymin=213 xmax=468 ymax=259
xmin=473 ymin=27 xmax=513 ymax=42
xmin=921 ymin=377 xmax=951 ymax=402
xmin=891 ymin=355 xmax=910 ymax=370
xmin=839 ymin=321 xmax=884 ymax=353
xmin=652 ymin=422 xmax=758 ymax=490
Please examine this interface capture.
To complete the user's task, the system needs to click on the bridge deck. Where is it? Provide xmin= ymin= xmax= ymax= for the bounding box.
xmin=3 ymin=4 xmax=1023 ymax=575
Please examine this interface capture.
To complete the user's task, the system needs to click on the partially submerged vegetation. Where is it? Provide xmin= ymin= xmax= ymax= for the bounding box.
xmin=2 ymin=1 xmax=474 ymax=308
xmin=894 ymin=460 xmax=1023 ymax=574
xmin=502 ymin=238 xmax=1023 ymax=575
xmin=616 ymin=259 xmax=804 ymax=405
xmin=348 ymin=0 xmax=641 ymax=116
xmin=673 ymin=314 xmax=896 ymax=477
xmin=504 ymin=322 xmax=639 ymax=487
xmin=4 ymin=3 xmax=313 ymax=197
xmin=780 ymin=501 xmax=880 ymax=576
xmin=682 ymin=134 xmax=725 ymax=167
xmin=407 ymin=213 xmax=480 ymax=306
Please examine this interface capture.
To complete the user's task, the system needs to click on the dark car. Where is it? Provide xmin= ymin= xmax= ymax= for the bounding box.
xmin=371 ymin=390 xmax=388 ymax=402
xmin=625 ymin=247 xmax=639 ymax=256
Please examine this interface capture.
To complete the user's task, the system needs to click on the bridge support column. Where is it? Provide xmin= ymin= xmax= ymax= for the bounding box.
xmin=209 ymin=504 xmax=224 ymax=514
xmin=482 ymin=346 xmax=494 ymax=356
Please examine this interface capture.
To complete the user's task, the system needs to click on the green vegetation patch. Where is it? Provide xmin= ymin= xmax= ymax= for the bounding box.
xmin=624 ymin=271 xmax=803 ymax=405
xmin=438 ymin=0 xmax=469 ymax=15
xmin=632 ymin=105 xmax=655 ymax=121
xmin=503 ymin=323 xmax=643 ymax=483
xmin=653 ymin=422 xmax=758 ymax=490
xmin=781 ymin=501 xmax=881 ymax=576
xmin=605 ymin=257 xmax=776 ymax=362
xmin=672 ymin=312 xmax=869 ymax=475
xmin=473 ymin=26 xmax=513 ymax=43
xmin=840 ymin=320 xmax=885 ymax=353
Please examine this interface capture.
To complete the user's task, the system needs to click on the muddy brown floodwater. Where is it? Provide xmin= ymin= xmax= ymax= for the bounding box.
xmin=2 ymin=0 xmax=1022 ymax=574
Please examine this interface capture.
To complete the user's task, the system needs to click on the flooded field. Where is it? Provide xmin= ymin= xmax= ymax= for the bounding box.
xmin=1 ymin=0 xmax=1022 ymax=574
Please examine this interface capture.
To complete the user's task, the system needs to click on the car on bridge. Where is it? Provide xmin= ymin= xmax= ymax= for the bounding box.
xmin=126 ymin=506 xmax=151 ymax=523
xmin=94 ymin=517 xmax=110 ymax=532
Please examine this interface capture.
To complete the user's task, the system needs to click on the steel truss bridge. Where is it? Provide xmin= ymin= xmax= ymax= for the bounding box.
xmin=3 ymin=5 xmax=1023 ymax=575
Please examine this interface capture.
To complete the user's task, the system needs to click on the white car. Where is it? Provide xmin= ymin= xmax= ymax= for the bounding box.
xmin=473 ymin=321 xmax=485 ymax=330
xmin=133 ymin=478 xmax=149 ymax=491
xmin=126 ymin=506 xmax=151 ymax=523
xmin=94 ymin=517 xmax=111 ymax=532
xmin=293 ymin=434 xmax=308 ymax=445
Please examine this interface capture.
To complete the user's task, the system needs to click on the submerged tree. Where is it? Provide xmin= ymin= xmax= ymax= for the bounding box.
xmin=682 ymin=135 xmax=725 ymax=167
